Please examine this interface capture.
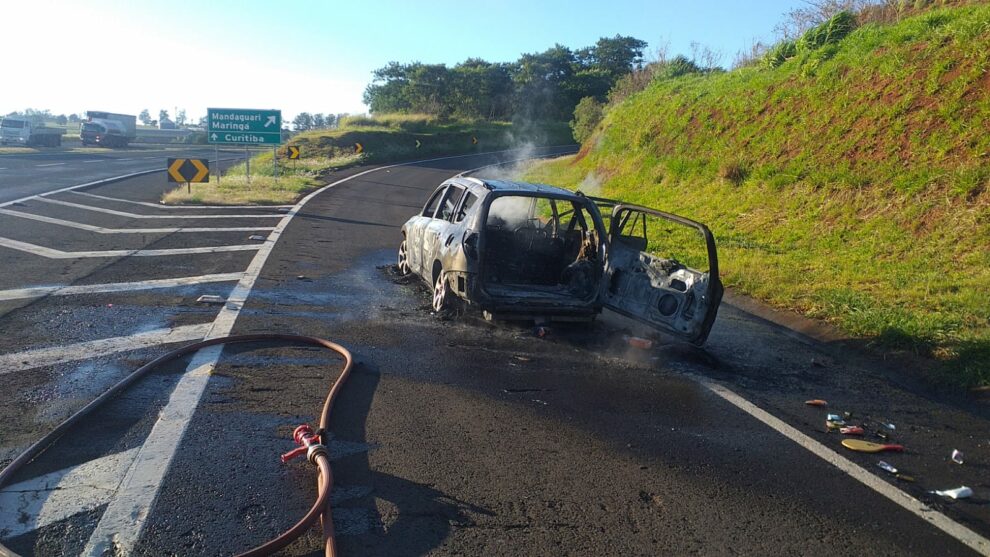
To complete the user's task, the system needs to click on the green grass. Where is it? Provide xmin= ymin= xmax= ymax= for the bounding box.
xmin=162 ymin=153 xmax=319 ymax=205
xmin=524 ymin=3 xmax=990 ymax=387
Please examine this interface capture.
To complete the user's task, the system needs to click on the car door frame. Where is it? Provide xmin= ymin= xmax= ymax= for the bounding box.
xmin=409 ymin=185 xmax=448 ymax=276
xmin=602 ymin=203 xmax=723 ymax=346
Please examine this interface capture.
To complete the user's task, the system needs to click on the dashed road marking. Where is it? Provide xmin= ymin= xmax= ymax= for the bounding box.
xmin=36 ymin=197 xmax=283 ymax=219
xmin=699 ymin=377 xmax=990 ymax=555
xmin=0 ymin=448 xmax=139 ymax=540
xmin=0 ymin=323 xmax=212 ymax=375
xmin=82 ymin=160 xmax=103 ymax=163
xmin=0 ymin=272 xmax=244 ymax=301
xmin=0 ymin=236 xmax=260 ymax=259
xmin=35 ymin=163 xmax=65 ymax=167
xmin=70 ymin=191 xmax=293 ymax=210
xmin=0 ymin=208 xmax=276 ymax=233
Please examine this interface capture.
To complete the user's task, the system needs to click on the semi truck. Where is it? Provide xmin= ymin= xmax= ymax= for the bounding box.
xmin=80 ymin=111 xmax=137 ymax=147
xmin=0 ymin=117 xmax=64 ymax=147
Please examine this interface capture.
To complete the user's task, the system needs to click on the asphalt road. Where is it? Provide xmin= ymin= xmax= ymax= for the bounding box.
xmin=0 ymin=146 xmax=244 ymax=203
xmin=0 ymin=147 xmax=988 ymax=556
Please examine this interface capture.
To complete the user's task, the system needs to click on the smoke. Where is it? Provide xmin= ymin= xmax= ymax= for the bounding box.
xmin=577 ymin=171 xmax=602 ymax=196
xmin=487 ymin=195 xmax=538 ymax=229
xmin=474 ymin=141 xmax=539 ymax=182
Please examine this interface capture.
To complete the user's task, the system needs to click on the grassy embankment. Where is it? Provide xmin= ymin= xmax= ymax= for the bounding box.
xmin=524 ymin=5 xmax=990 ymax=387
xmin=163 ymin=113 xmax=572 ymax=205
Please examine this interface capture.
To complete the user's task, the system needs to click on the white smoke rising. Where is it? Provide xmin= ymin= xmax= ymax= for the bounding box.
xmin=474 ymin=141 xmax=539 ymax=182
xmin=577 ymin=172 xmax=602 ymax=196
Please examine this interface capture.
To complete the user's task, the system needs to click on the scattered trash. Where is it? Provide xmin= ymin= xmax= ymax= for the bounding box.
xmin=895 ymin=474 xmax=915 ymax=483
xmin=877 ymin=461 xmax=898 ymax=474
xmin=248 ymin=235 xmax=267 ymax=241
xmin=805 ymin=399 xmax=828 ymax=407
xmin=532 ymin=399 xmax=549 ymax=406
xmin=297 ymin=275 xmax=309 ymax=281
xmin=625 ymin=336 xmax=653 ymax=350
xmin=842 ymin=411 xmax=853 ymax=420
xmin=826 ymin=413 xmax=846 ymax=430
xmin=196 ymin=295 xmax=226 ymax=304
xmin=951 ymin=449 xmax=964 ymax=464
xmin=106 ymin=303 xmax=113 ymax=308
xmin=534 ymin=326 xmax=550 ymax=338
xmin=932 ymin=486 xmax=973 ymax=500
xmin=840 ymin=426 xmax=864 ymax=436
xmin=883 ymin=422 xmax=896 ymax=431
xmin=513 ymin=355 xmax=532 ymax=362
xmin=875 ymin=431 xmax=890 ymax=441
xmin=841 ymin=439 xmax=904 ymax=453
xmin=826 ymin=413 xmax=843 ymax=422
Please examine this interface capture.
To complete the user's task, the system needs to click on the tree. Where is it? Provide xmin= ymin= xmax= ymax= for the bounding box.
xmin=159 ymin=109 xmax=169 ymax=123
xmin=54 ymin=114 xmax=68 ymax=126
xmin=312 ymin=113 xmax=326 ymax=128
xmin=68 ymin=113 xmax=81 ymax=123
xmin=292 ymin=112 xmax=314 ymax=131
xmin=175 ymin=109 xmax=187 ymax=126
xmin=139 ymin=109 xmax=152 ymax=125
xmin=570 ymin=97 xmax=603 ymax=144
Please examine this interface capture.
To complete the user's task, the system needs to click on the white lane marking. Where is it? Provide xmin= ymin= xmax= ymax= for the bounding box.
xmin=115 ymin=158 xmax=135 ymax=161
xmin=0 ymin=323 xmax=211 ymax=375
xmin=699 ymin=377 xmax=990 ymax=555
xmin=70 ymin=191 xmax=293 ymax=210
xmin=0 ymin=272 xmax=243 ymax=302
xmin=0 ymin=168 xmax=7 ymax=171
xmin=36 ymin=198 xmax=283 ymax=219
xmin=0 ymin=208 xmax=276 ymax=234
xmin=83 ymin=160 xmax=103 ymax=163
xmin=0 ymin=448 xmax=139 ymax=540
xmin=0 ymin=236 xmax=260 ymax=259
xmin=35 ymin=163 xmax=66 ymax=167
xmin=82 ymin=148 xmax=541 ymax=556
xmin=0 ymin=156 xmax=245 ymax=210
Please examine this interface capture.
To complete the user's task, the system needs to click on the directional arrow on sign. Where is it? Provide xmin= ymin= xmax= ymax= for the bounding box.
xmin=415 ymin=139 xmax=421 ymax=149
xmin=265 ymin=115 xmax=276 ymax=128
xmin=167 ymin=158 xmax=186 ymax=182
xmin=210 ymin=133 xmax=218 ymax=141
xmin=472 ymin=136 xmax=478 ymax=145
xmin=189 ymin=159 xmax=209 ymax=182
xmin=287 ymin=145 xmax=300 ymax=159
xmin=355 ymin=142 xmax=364 ymax=154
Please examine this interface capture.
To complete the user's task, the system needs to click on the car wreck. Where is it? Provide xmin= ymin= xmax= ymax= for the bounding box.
xmin=398 ymin=177 xmax=723 ymax=345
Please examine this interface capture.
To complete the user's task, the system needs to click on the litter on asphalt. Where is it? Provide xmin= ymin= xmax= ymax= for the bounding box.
xmin=840 ymin=426 xmax=864 ymax=436
xmin=932 ymin=486 xmax=973 ymax=500
xmin=196 ymin=295 xmax=226 ymax=304
xmin=625 ymin=336 xmax=653 ymax=350
xmin=951 ymin=449 xmax=964 ymax=464
xmin=805 ymin=399 xmax=828 ymax=407
xmin=877 ymin=461 xmax=897 ymax=474
xmin=248 ymin=235 xmax=266 ymax=241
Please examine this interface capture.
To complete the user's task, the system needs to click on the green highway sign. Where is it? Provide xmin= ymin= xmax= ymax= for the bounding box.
xmin=207 ymin=108 xmax=282 ymax=145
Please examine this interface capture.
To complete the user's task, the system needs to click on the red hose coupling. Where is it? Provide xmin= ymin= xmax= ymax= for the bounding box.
xmin=280 ymin=424 xmax=328 ymax=465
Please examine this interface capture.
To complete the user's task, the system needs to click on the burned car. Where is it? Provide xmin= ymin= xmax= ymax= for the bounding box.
xmin=397 ymin=177 xmax=723 ymax=345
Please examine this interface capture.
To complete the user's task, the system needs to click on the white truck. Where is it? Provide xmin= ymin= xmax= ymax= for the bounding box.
xmin=0 ymin=117 xmax=64 ymax=147
xmin=80 ymin=111 xmax=137 ymax=147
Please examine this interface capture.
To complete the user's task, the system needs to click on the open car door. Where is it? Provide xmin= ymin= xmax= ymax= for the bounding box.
xmin=602 ymin=204 xmax=723 ymax=346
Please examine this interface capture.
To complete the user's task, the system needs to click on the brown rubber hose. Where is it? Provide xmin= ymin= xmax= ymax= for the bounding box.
xmin=0 ymin=333 xmax=353 ymax=557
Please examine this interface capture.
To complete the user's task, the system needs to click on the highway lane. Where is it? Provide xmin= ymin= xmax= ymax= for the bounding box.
xmin=0 ymin=146 xmax=246 ymax=203
xmin=1 ymin=148 xmax=988 ymax=556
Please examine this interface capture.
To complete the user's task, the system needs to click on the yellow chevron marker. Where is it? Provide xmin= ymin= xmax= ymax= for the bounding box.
xmin=355 ymin=142 xmax=364 ymax=154
xmin=167 ymin=158 xmax=186 ymax=182
xmin=190 ymin=159 xmax=210 ymax=182
xmin=471 ymin=136 xmax=478 ymax=145
xmin=415 ymin=139 xmax=421 ymax=149
xmin=287 ymin=145 xmax=300 ymax=159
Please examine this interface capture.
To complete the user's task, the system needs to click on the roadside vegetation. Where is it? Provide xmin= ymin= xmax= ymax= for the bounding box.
xmin=162 ymin=152 xmax=320 ymax=205
xmin=524 ymin=1 xmax=990 ymax=387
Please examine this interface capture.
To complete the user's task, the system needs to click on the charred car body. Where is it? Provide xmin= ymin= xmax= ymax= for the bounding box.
xmin=398 ymin=177 xmax=723 ymax=345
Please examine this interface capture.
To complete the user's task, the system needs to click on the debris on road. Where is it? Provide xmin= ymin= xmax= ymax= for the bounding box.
xmin=951 ymin=449 xmax=964 ymax=464
xmin=877 ymin=461 xmax=898 ymax=474
xmin=196 ymin=294 xmax=226 ymax=304
xmin=248 ymin=235 xmax=267 ymax=241
xmin=883 ymin=422 xmax=896 ymax=431
xmin=625 ymin=336 xmax=653 ymax=350
xmin=841 ymin=439 xmax=904 ymax=453
xmin=932 ymin=486 xmax=973 ymax=500
xmin=534 ymin=326 xmax=550 ymax=338
xmin=826 ymin=413 xmax=846 ymax=430
xmin=805 ymin=399 xmax=828 ymax=407
xmin=839 ymin=426 xmax=864 ymax=436
xmin=896 ymin=474 xmax=915 ymax=482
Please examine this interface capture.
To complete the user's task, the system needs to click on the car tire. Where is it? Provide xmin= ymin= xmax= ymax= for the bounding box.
xmin=397 ymin=240 xmax=411 ymax=276
xmin=433 ymin=271 xmax=452 ymax=313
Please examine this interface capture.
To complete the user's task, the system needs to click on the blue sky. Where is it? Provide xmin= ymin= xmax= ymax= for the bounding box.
xmin=3 ymin=0 xmax=803 ymax=122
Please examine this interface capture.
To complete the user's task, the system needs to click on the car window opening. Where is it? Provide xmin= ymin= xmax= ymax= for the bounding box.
xmin=482 ymin=195 xmax=602 ymax=300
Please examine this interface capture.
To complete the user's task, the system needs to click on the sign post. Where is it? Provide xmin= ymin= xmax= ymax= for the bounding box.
xmin=167 ymin=158 xmax=210 ymax=193
xmin=207 ymin=108 xmax=282 ymax=184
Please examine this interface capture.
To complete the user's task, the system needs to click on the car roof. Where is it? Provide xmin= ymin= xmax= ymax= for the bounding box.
xmin=447 ymin=177 xmax=579 ymax=198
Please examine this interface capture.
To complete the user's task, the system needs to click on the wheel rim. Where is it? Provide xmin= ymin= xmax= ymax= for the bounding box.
xmin=397 ymin=241 xmax=410 ymax=275
xmin=433 ymin=273 xmax=447 ymax=312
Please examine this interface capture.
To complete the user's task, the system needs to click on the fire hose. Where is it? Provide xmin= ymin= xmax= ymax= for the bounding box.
xmin=0 ymin=333 xmax=353 ymax=557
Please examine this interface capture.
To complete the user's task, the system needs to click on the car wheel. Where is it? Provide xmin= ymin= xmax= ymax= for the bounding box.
xmin=397 ymin=240 xmax=411 ymax=276
xmin=433 ymin=271 xmax=451 ymax=312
